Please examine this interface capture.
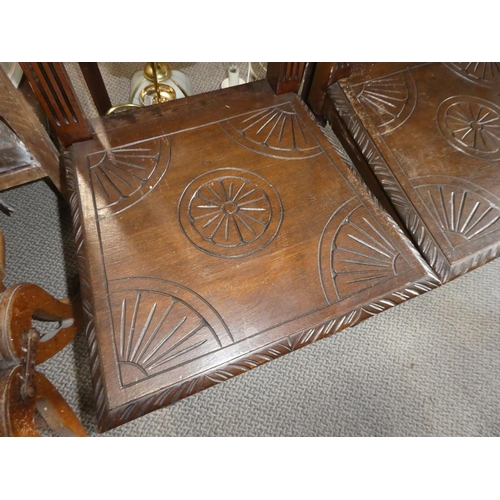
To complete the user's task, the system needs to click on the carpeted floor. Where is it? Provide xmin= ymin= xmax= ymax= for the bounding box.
xmin=1 ymin=63 xmax=500 ymax=436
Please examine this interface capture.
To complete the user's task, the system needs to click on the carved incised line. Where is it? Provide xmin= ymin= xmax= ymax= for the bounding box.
xmin=319 ymin=199 xmax=411 ymax=304
xmin=352 ymin=72 xmax=417 ymax=135
xmin=412 ymin=176 xmax=500 ymax=249
xmin=219 ymin=103 xmax=322 ymax=159
xmin=189 ymin=177 xmax=271 ymax=247
xmin=444 ymin=63 xmax=500 ymax=89
xmin=327 ymin=84 xmax=451 ymax=281
xmin=437 ymin=96 xmax=500 ymax=161
xmin=179 ymin=168 xmax=283 ymax=258
xmin=87 ymin=136 xmax=171 ymax=218
xmin=109 ymin=278 xmax=232 ymax=388
xmin=99 ymin=273 xmax=440 ymax=431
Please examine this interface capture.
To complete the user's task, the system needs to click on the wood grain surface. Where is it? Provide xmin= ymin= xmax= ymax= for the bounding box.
xmin=329 ymin=63 xmax=500 ymax=282
xmin=68 ymin=80 xmax=439 ymax=431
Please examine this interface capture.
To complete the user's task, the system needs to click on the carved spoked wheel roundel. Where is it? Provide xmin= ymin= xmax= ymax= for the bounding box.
xmin=179 ymin=168 xmax=283 ymax=258
xmin=437 ymin=96 xmax=500 ymax=160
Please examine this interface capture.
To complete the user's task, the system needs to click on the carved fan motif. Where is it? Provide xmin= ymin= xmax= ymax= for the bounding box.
xmin=354 ymin=72 xmax=417 ymax=135
xmin=109 ymin=278 xmax=232 ymax=387
xmin=437 ymin=96 xmax=500 ymax=160
xmin=445 ymin=63 xmax=500 ymax=89
xmin=220 ymin=104 xmax=322 ymax=159
xmin=87 ymin=136 xmax=171 ymax=217
xmin=413 ymin=176 xmax=500 ymax=248
xmin=319 ymin=199 xmax=411 ymax=304
xmin=179 ymin=168 xmax=283 ymax=258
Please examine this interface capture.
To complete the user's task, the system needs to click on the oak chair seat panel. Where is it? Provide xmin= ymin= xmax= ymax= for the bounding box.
xmin=69 ymin=81 xmax=439 ymax=431
xmin=330 ymin=62 xmax=500 ymax=282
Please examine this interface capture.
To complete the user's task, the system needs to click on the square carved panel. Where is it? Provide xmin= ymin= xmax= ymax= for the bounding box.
xmin=69 ymin=81 xmax=438 ymax=431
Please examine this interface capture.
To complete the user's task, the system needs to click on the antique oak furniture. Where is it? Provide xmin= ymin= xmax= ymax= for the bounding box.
xmin=0 ymin=68 xmax=64 ymax=194
xmin=0 ymin=231 xmax=87 ymax=437
xmin=11 ymin=61 xmax=500 ymax=433
xmin=64 ymin=72 xmax=439 ymax=431
xmin=316 ymin=62 xmax=500 ymax=282
xmin=0 ymin=64 xmax=88 ymax=435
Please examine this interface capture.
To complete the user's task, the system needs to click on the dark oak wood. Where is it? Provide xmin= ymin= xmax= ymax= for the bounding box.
xmin=19 ymin=63 xmax=92 ymax=148
xmin=321 ymin=95 xmax=408 ymax=233
xmin=0 ymin=163 xmax=48 ymax=192
xmin=0 ymin=366 xmax=87 ymax=436
xmin=78 ymin=63 xmax=112 ymax=116
xmin=0 ymin=69 xmax=62 ymax=192
xmin=266 ymin=62 xmax=307 ymax=94
xmin=67 ymin=79 xmax=439 ymax=431
xmin=328 ymin=62 xmax=500 ymax=282
xmin=0 ymin=283 xmax=81 ymax=367
xmin=306 ymin=63 xmax=351 ymax=117
xmin=0 ymin=233 xmax=86 ymax=436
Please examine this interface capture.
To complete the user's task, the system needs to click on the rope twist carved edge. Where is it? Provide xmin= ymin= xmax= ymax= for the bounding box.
xmin=99 ymin=273 xmax=439 ymax=431
xmin=327 ymin=84 xmax=452 ymax=282
xmin=63 ymin=103 xmax=443 ymax=432
xmin=64 ymin=150 xmax=110 ymax=427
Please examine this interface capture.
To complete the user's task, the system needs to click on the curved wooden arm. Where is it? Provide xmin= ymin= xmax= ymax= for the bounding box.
xmin=0 ymin=283 xmax=81 ymax=368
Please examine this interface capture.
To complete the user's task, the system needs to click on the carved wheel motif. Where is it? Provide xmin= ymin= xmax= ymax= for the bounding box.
xmin=437 ymin=96 xmax=500 ymax=160
xmin=219 ymin=104 xmax=322 ymax=159
xmin=319 ymin=199 xmax=411 ymax=304
xmin=179 ymin=168 xmax=283 ymax=258
xmin=87 ymin=136 xmax=171 ymax=218
xmin=444 ymin=63 xmax=500 ymax=89
xmin=412 ymin=176 xmax=500 ymax=248
xmin=353 ymin=72 xmax=417 ymax=135
xmin=109 ymin=278 xmax=232 ymax=387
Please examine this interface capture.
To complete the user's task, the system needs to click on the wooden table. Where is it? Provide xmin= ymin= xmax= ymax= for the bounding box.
xmin=68 ymin=81 xmax=439 ymax=431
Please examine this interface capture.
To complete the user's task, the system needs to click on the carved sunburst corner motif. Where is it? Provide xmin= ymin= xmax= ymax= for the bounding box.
xmin=319 ymin=199 xmax=412 ymax=304
xmin=353 ymin=72 xmax=417 ymax=135
xmin=109 ymin=278 xmax=232 ymax=387
xmin=445 ymin=63 xmax=500 ymax=89
xmin=413 ymin=176 xmax=500 ymax=249
xmin=220 ymin=104 xmax=322 ymax=159
xmin=87 ymin=136 xmax=171 ymax=218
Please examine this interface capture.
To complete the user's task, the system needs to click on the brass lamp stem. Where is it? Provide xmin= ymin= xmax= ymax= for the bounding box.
xmin=151 ymin=62 xmax=161 ymax=102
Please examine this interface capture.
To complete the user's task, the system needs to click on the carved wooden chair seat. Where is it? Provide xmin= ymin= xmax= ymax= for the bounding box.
xmin=19 ymin=63 xmax=442 ymax=432
xmin=308 ymin=62 xmax=500 ymax=283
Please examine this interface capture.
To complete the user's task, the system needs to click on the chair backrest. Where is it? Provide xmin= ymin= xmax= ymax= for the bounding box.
xmin=21 ymin=62 xmax=310 ymax=149
xmin=19 ymin=63 xmax=92 ymax=148
xmin=0 ymin=69 xmax=63 ymax=192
